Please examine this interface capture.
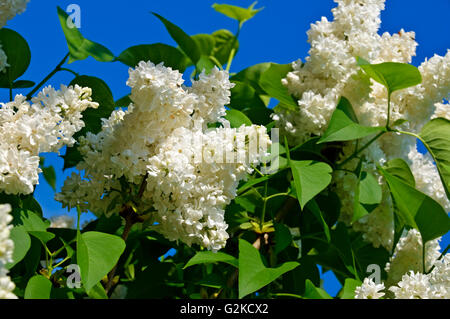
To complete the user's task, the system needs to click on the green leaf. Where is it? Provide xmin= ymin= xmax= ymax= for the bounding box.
xmin=5 ymin=226 xmax=31 ymax=269
xmin=41 ymin=166 xmax=56 ymax=191
xmin=357 ymin=57 xmax=422 ymax=95
xmin=24 ymin=275 xmax=52 ymax=299
xmin=212 ymin=2 xmax=263 ymax=27
xmin=259 ymin=63 xmax=297 ymax=110
xmin=0 ymin=28 xmax=31 ymax=87
xmin=184 ymin=251 xmax=238 ymax=269
xmin=340 ymin=278 xmax=362 ymax=299
xmin=225 ymin=109 xmax=252 ymax=128
xmin=384 ymin=158 xmax=415 ymax=187
xmin=231 ymin=63 xmax=271 ymax=95
xmin=77 ymin=231 xmax=126 ymax=291
xmin=152 ymin=12 xmax=200 ymax=64
xmin=318 ymin=97 xmax=385 ymax=144
xmin=116 ymin=43 xmax=191 ymax=71
xmin=290 ymin=160 xmax=333 ymax=209
xmin=86 ymin=282 xmax=108 ymax=299
xmin=57 ymin=7 xmax=114 ymax=63
xmin=306 ymin=200 xmax=330 ymax=242
xmin=11 ymin=80 xmax=35 ymax=88
xmin=69 ymin=75 xmax=115 ymax=136
xmin=64 ymin=76 xmax=115 ymax=169
xmin=353 ymin=171 xmax=382 ymax=222
xmin=196 ymin=55 xmax=215 ymax=73
xmin=115 ymin=95 xmax=132 ymax=108
xmin=238 ymin=239 xmax=299 ymax=299
xmin=303 ymin=279 xmax=332 ymax=299
xmin=211 ymin=29 xmax=239 ymax=65
xmin=379 ymin=167 xmax=450 ymax=243
xmin=191 ymin=34 xmax=215 ymax=56
xmin=274 ymin=223 xmax=292 ymax=254
xmin=419 ymin=118 xmax=450 ymax=199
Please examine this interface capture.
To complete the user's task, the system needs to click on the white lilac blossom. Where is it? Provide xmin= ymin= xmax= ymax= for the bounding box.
xmin=354 ymin=278 xmax=385 ymax=299
xmin=56 ymin=62 xmax=271 ymax=251
xmin=355 ymin=229 xmax=449 ymax=299
xmin=0 ymin=0 xmax=29 ymax=28
xmin=274 ymin=0 xmax=450 ymax=249
xmin=0 ymin=85 xmax=99 ymax=195
xmin=0 ymin=204 xmax=16 ymax=299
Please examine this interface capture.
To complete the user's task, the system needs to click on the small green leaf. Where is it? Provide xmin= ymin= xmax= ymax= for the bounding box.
xmin=0 ymin=28 xmax=31 ymax=87
xmin=152 ymin=12 xmax=200 ymax=64
xmin=117 ymin=43 xmax=191 ymax=71
xmin=259 ymin=63 xmax=297 ymax=110
xmin=57 ymin=7 xmax=114 ymax=63
xmin=231 ymin=63 xmax=271 ymax=95
xmin=303 ymin=279 xmax=332 ymax=299
xmin=225 ymin=109 xmax=252 ymax=128
xmin=184 ymin=251 xmax=238 ymax=269
xmin=41 ymin=166 xmax=56 ymax=191
xmin=319 ymin=97 xmax=385 ymax=144
xmin=290 ymin=160 xmax=333 ymax=209
xmin=11 ymin=80 xmax=35 ymax=88
xmin=212 ymin=2 xmax=263 ymax=27
xmin=77 ymin=231 xmax=126 ymax=291
xmin=357 ymin=57 xmax=422 ymax=95
xmin=24 ymin=275 xmax=52 ymax=299
xmin=379 ymin=167 xmax=450 ymax=243
xmin=5 ymin=226 xmax=31 ymax=269
xmin=238 ymin=239 xmax=299 ymax=299
xmin=419 ymin=118 xmax=450 ymax=199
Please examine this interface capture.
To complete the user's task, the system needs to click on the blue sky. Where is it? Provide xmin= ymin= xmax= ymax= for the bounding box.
xmin=2 ymin=0 xmax=449 ymax=296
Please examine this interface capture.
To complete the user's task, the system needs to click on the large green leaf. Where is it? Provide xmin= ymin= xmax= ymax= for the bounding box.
xmin=77 ymin=231 xmax=126 ymax=291
xmin=379 ymin=167 xmax=450 ymax=243
xmin=353 ymin=171 xmax=382 ymax=223
xmin=231 ymin=62 xmax=271 ymax=95
xmin=419 ymin=118 xmax=450 ymax=199
xmin=259 ymin=63 xmax=297 ymax=110
xmin=0 ymin=28 xmax=31 ymax=87
xmin=211 ymin=29 xmax=239 ymax=65
xmin=238 ymin=239 xmax=299 ymax=299
xmin=184 ymin=251 xmax=238 ymax=269
xmin=303 ymin=279 xmax=332 ymax=299
xmin=383 ymin=158 xmax=416 ymax=187
xmin=357 ymin=57 xmax=422 ymax=95
xmin=5 ymin=225 xmax=31 ymax=269
xmin=24 ymin=275 xmax=52 ymax=299
xmin=12 ymin=209 xmax=55 ymax=243
xmin=225 ymin=109 xmax=252 ymax=128
xmin=319 ymin=97 xmax=385 ymax=144
xmin=212 ymin=2 xmax=263 ymax=27
xmin=306 ymin=200 xmax=330 ymax=242
xmin=117 ymin=43 xmax=191 ymax=71
xmin=290 ymin=160 xmax=333 ymax=209
xmin=152 ymin=12 xmax=200 ymax=64
xmin=57 ymin=7 xmax=114 ymax=63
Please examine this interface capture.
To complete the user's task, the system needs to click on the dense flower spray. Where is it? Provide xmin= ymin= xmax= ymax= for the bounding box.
xmin=0 ymin=85 xmax=99 ymax=195
xmin=56 ymin=62 xmax=271 ymax=251
xmin=0 ymin=204 xmax=16 ymax=299
xmin=356 ymin=229 xmax=449 ymax=299
xmin=273 ymin=0 xmax=450 ymax=250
